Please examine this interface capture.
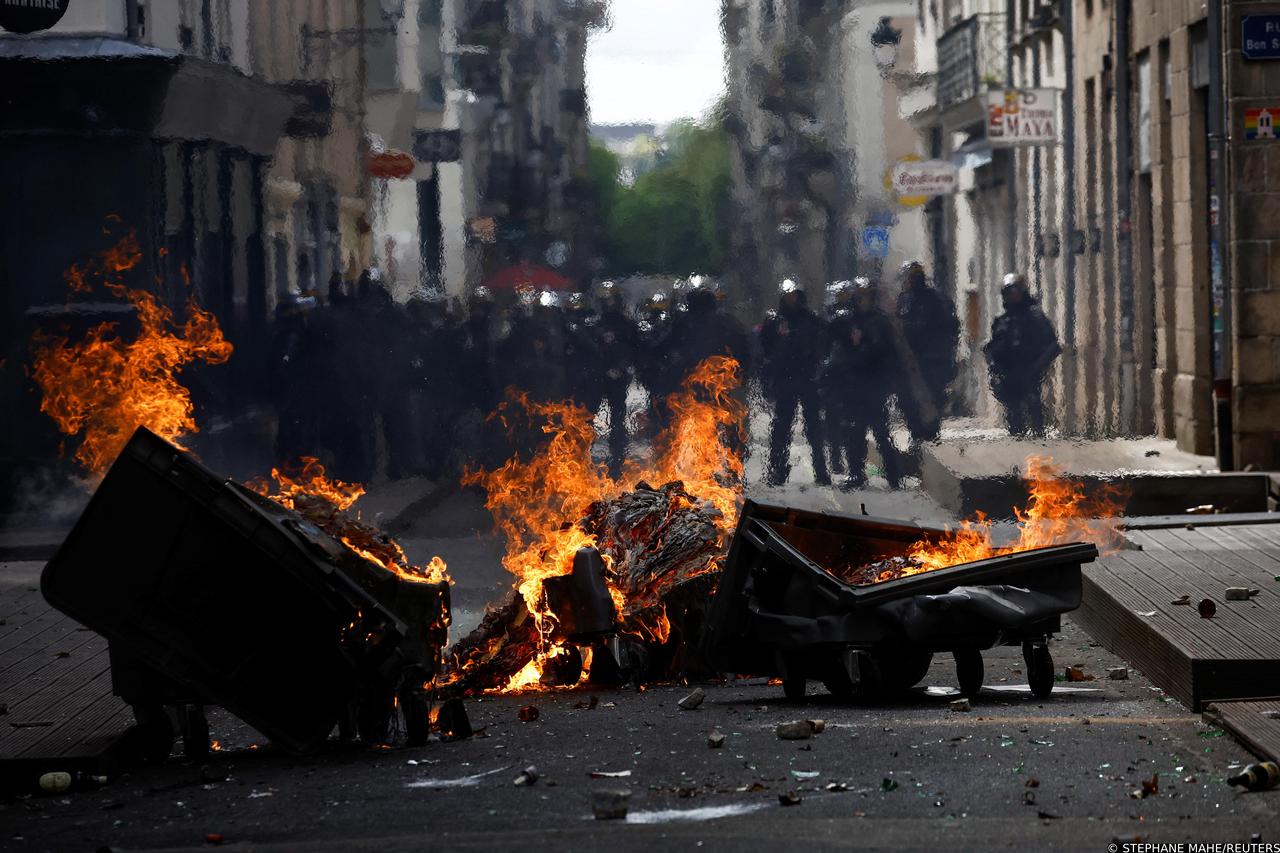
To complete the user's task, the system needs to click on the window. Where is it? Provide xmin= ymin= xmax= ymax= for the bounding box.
xmin=1136 ymin=52 xmax=1151 ymax=173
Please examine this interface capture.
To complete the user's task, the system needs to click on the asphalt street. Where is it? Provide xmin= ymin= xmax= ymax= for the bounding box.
xmin=5 ymin=434 xmax=1278 ymax=851
xmin=5 ymin=615 xmax=1277 ymax=852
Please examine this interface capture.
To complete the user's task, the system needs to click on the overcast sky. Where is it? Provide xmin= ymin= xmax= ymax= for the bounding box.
xmin=585 ymin=0 xmax=726 ymax=126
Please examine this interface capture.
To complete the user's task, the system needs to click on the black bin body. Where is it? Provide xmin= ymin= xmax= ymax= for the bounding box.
xmin=41 ymin=427 xmax=405 ymax=753
xmin=702 ymin=501 xmax=1098 ymax=676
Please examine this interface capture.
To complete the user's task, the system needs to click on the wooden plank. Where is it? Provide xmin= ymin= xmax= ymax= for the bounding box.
xmin=0 ymin=666 xmax=122 ymax=758
xmin=1078 ymin=565 xmax=1195 ymax=708
xmin=1122 ymin=512 xmax=1280 ymax=531
xmin=1205 ymin=698 xmax=1280 ymax=763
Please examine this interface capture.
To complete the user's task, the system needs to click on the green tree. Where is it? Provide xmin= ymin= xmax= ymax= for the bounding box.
xmin=587 ymin=117 xmax=732 ymax=276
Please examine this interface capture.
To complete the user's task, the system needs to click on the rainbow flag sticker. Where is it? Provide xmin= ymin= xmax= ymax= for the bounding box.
xmin=1245 ymin=107 xmax=1279 ymax=140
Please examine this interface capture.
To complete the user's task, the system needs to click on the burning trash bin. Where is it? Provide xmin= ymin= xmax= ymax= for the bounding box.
xmin=41 ymin=427 xmax=450 ymax=759
xmin=702 ymin=501 xmax=1097 ymax=700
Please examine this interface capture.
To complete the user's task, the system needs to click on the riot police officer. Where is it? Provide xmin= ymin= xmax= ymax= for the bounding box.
xmin=636 ymin=290 xmax=674 ymax=435
xmin=983 ymin=273 xmax=1060 ymax=436
xmin=759 ymin=279 xmax=829 ymax=486
xmin=822 ymin=279 xmax=903 ymax=489
xmin=593 ymin=281 xmax=636 ymax=475
xmin=896 ymin=261 xmax=960 ymax=416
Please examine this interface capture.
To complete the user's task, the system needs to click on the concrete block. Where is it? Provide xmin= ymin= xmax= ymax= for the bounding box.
xmin=1234 ymin=240 xmax=1271 ymax=290
xmin=1235 ymin=336 xmax=1280 ymax=386
xmin=1236 ymin=193 xmax=1280 ymax=240
xmin=1234 ymin=384 xmax=1280 ymax=433
xmin=1239 ymin=289 xmax=1280 ymax=336
xmin=1237 ymin=146 xmax=1268 ymax=188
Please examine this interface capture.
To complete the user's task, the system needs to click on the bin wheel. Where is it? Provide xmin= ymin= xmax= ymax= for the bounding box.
xmin=954 ymin=649 xmax=984 ymax=698
xmin=782 ymin=677 xmax=807 ymax=702
xmin=182 ymin=705 xmax=211 ymax=761
xmin=1024 ymin=642 xmax=1054 ymax=699
xmin=879 ymin=651 xmax=932 ymax=693
xmin=126 ymin=705 xmax=174 ymax=763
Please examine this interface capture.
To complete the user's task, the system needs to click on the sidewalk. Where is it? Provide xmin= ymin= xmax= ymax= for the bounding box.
xmin=917 ymin=422 xmax=1276 ymax=519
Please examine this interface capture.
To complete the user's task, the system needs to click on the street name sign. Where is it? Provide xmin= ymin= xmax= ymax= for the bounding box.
xmin=1243 ymin=15 xmax=1280 ymax=60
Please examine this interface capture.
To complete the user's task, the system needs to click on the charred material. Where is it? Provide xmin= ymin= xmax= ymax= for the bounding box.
xmin=442 ymin=480 xmax=727 ymax=694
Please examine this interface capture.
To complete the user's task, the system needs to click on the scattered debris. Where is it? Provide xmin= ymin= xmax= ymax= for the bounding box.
xmin=1198 ymin=599 xmax=1217 ymax=619
xmin=1262 ymin=710 xmax=1280 ymax=720
xmin=1171 ymin=595 xmax=1191 ymax=606
xmin=790 ymin=770 xmax=819 ymax=780
xmin=514 ymin=766 xmax=539 ymax=786
xmin=707 ymin=730 xmax=726 ymax=749
xmin=808 ymin=719 xmax=826 ymax=733
xmin=592 ymin=788 xmax=632 ymax=820
xmin=1135 ymin=611 xmax=1157 ymax=617
xmin=1130 ymin=773 xmax=1159 ymax=799
xmin=880 ymin=778 xmax=899 ymax=792
xmin=1186 ymin=504 xmax=1216 ymax=515
xmin=776 ymin=720 xmax=818 ymax=740
xmin=1224 ymin=587 xmax=1261 ymax=601
xmin=1037 ymin=810 xmax=1061 ymax=820
xmin=1064 ymin=665 xmax=1094 ymax=682
xmin=206 ymin=833 xmax=225 ymax=845
xmin=573 ymin=696 xmax=600 ymax=710
xmin=1025 ymin=778 xmax=1040 ymax=788
xmin=678 ymin=688 xmax=706 ymax=710
xmin=778 ymin=791 xmax=802 ymax=806
xmin=825 ymin=782 xmax=848 ymax=792
xmin=589 ymin=770 xmax=632 ymax=779
xmin=1107 ymin=667 xmax=1129 ymax=680
xmin=950 ymin=698 xmax=972 ymax=712
xmin=517 ymin=705 xmax=540 ymax=722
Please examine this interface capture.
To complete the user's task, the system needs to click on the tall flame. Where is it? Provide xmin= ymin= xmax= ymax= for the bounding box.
xmin=30 ymin=228 xmax=232 ymax=477
xmin=462 ymin=355 xmax=746 ymax=689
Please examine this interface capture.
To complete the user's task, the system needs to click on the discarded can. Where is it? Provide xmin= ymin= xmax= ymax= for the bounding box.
xmin=677 ymin=688 xmax=705 ymax=710
xmin=518 ymin=704 xmax=540 ymax=722
xmin=37 ymin=771 xmax=106 ymax=794
xmin=592 ymin=788 xmax=632 ymax=820
xmin=514 ymin=766 xmax=539 ymax=787
xmin=1228 ymin=761 xmax=1280 ymax=791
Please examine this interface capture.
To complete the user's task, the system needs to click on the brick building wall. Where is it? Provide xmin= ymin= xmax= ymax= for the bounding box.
xmin=1226 ymin=0 xmax=1280 ymax=467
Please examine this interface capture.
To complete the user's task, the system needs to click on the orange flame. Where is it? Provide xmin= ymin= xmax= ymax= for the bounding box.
xmin=249 ymin=459 xmax=450 ymax=586
xmin=30 ymin=228 xmax=232 ymax=477
xmin=462 ymin=356 xmax=746 ymax=690
xmin=899 ymin=455 xmax=1125 ymax=578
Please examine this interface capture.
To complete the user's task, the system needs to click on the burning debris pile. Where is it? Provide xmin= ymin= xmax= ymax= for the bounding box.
xmin=443 ymin=356 xmax=746 ymax=695
xmin=30 ymin=226 xmax=233 ymax=477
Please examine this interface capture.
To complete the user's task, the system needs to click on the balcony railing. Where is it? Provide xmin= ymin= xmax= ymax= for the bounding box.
xmin=936 ymin=13 xmax=1007 ymax=112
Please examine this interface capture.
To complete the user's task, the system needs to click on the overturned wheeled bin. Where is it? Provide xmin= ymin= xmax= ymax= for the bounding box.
xmin=702 ymin=501 xmax=1097 ymax=701
xmin=41 ymin=427 xmax=449 ymax=760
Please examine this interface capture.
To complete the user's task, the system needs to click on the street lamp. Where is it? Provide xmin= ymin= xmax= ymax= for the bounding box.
xmin=870 ymin=16 xmax=902 ymax=70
